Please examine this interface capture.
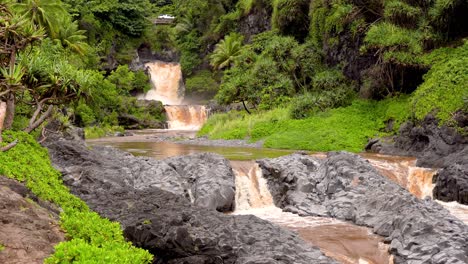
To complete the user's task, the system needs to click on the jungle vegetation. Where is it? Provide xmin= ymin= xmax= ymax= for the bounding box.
xmin=0 ymin=0 xmax=467 ymax=261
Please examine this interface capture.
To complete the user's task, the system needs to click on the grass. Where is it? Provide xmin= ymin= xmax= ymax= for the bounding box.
xmin=199 ymin=97 xmax=410 ymax=152
xmin=0 ymin=131 xmax=152 ymax=263
xmin=84 ymin=125 xmax=124 ymax=139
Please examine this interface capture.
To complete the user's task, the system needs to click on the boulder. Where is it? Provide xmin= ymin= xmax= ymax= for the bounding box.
xmin=258 ymin=153 xmax=468 ymax=264
xmin=45 ymin=139 xmax=235 ymax=212
xmin=432 ymin=147 xmax=468 ymax=204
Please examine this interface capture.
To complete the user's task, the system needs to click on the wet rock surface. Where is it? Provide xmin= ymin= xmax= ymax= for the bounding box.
xmin=370 ymin=113 xmax=468 ymax=205
xmin=258 ymin=153 xmax=468 ymax=264
xmin=45 ymin=138 xmax=336 ymax=264
xmin=46 ymin=139 xmax=235 ymax=212
xmin=0 ymin=177 xmax=64 ymax=264
xmin=432 ymin=147 xmax=468 ymax=205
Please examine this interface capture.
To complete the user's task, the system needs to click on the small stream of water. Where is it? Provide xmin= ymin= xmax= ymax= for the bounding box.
xmin=230 ymin=161 xmax=392 ymax=264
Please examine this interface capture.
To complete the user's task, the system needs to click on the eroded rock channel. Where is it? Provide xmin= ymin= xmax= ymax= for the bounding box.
xmin=45 ymin=137 xmax=468 ymax=263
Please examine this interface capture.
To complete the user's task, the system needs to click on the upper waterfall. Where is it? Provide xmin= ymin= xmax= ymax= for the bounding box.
xmin=139 ymin=60 xmax=207 ymax=130
xmin=141 ymin=61 xmax=185 ymax=105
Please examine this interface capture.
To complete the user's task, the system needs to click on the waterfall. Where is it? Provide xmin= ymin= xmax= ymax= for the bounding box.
xmin=360 ymin=153 xmax=468 ymax=224
xmin=140 ymin=60 xmax=208 ymax=130
xmin=229 ymin=161 xmax=393 ymax=264
xmin=165 ymin=105 xmax=208 ymax=130
xmin=231 ymin=161 xmax=273 ymax=210
xmin=360 ymin=154 xmax=436 ymax=199
xmin=142 ymin=61 xmax=184 ymax=104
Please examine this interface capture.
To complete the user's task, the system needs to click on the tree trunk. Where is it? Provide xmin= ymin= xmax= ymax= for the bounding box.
xmin=0 ymin=101 xmax=7 ymax=143
xmin=242 ymin=101 xmax=251 ymax=115
xmin=4 ymin=95 xmax=15 ymax=130
xmin=24 ymin=105 xmax=54 ymax=133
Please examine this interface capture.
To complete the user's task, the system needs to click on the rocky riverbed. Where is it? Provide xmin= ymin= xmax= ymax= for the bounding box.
xmin=45 ymin=137 xmax=336 ymax=264
xmin=258 ymin=153 xmax=467 ymax=263
xmin=368 ymin=113 xmax=468 ymax=205
xmin=44 ymin=135 xmax=467 ymax=263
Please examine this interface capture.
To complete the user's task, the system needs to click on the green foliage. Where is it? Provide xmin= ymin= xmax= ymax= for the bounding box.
xmin=324 ymin=3 xmax=354 ymax=35
xmin=272 ymin=0 xmax=310 ymax=40
xmin=363 ymin=22 xmax=423 ymax=64
xmin=107 ymin=65 xmax=149 ymax=95
xmin=0 ymin=131 xmax=152 ymax=263
xmin=200 ymin=97 xmax=410 ymax=152
xmin=0 ymin=243 xmax=4 ymax=252
xmin=384 ymin=0 xmax=420 ymax=25
xmin=75 ymin=102 xmax=96 ymax=126
xmin=210 ymin=33 xmax=244 ymax=70
xmin=84 ymin=125 xmax=124 ymax=139
xmin=185 ymin=70 xmax=219 ymax=97
xmin=411 ymin=42 xmax=468 ymax=123
xmin=289 ymin=88 xmax=355 ymax=120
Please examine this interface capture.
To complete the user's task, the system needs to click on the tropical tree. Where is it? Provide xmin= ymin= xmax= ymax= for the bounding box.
xmin=55 ymin=19 xmax=89 ymax=55
xmin=210 ymin=33 xmax=244 ymax=70
xmin=12 ymin=0 xmax=68 ymax=38
xmin=0 ymin=3 xmax=44 ymax=147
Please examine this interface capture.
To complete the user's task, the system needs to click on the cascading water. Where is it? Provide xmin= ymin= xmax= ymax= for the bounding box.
xmin=359 ymin=153 xmax=436 ymax=199
xmin=359 ymin=153 xmax=468 ymax=224
xmin=140 ymin=60 xmax=207 ymax=130
xmin=165 ymin=105 xmax=208 ymax=130
xmin=230 ymin=161 xmax=393 ymax=264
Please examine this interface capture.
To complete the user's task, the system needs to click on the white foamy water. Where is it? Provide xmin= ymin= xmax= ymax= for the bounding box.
xmin=436 ymin=200 xmax=468 ymax=224
xmin=230 ymin=161 xmax=392 ymax=264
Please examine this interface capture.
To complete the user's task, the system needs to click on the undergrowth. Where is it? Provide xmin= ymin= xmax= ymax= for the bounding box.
xmin=0 ymin=131 xmax=152 ymax=263
xmin=411 ymin=41 xmax=468 ymax=123
xmin=199 ymin=97 xmax=410 ymax=152
xmin=84 ymin=126 xmax=125 ymax=139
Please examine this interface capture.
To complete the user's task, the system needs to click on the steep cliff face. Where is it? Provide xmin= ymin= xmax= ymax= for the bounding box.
xmin=238 ymin=2 xmax=272 ymax=42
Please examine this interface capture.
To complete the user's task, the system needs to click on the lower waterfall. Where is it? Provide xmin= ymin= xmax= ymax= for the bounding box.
xmin=230 ymin=161 xmax=393 ymax=264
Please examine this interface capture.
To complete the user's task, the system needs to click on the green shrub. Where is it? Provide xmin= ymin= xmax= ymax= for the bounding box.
xmin=75 ymin=103 xmax=96 ymax=127
xmin=84 ymin=126 xmax=124 ymax=139
xmin=0 ymin=131 xmax=152 ymax=263
xmin=363 ymin=22 xmax=423 ymax=64
xmin=200 ymin=97 xmax=410 ymax=152
xmin=289 ymin=88 xmax=355 ymax=119
xmin=186 ymin=70 xmax=219 ymax=98
xmin=411 ymin=42 xmax=468 ymax=123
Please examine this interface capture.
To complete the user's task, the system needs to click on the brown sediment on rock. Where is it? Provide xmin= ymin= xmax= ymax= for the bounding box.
xmin=0 ymin=177 xmax=64 ymax=264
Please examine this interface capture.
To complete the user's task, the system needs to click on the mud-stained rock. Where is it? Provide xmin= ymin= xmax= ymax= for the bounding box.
xmin=44 ymin=139 xmax=337 ymax=264
xmin=258 ymin=153 xmax=468 ymax=264
xmin=0 ymin=177 xmax=64 ymax=264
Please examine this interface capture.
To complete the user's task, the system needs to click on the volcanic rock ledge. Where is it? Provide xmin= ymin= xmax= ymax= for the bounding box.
xmin=45 ymin=138 xmax=337 ymax=264
xmin=46 ymin=139 xmax=235 ymax=212
xmin=257 ymin=153 xmax=468 ymax=264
